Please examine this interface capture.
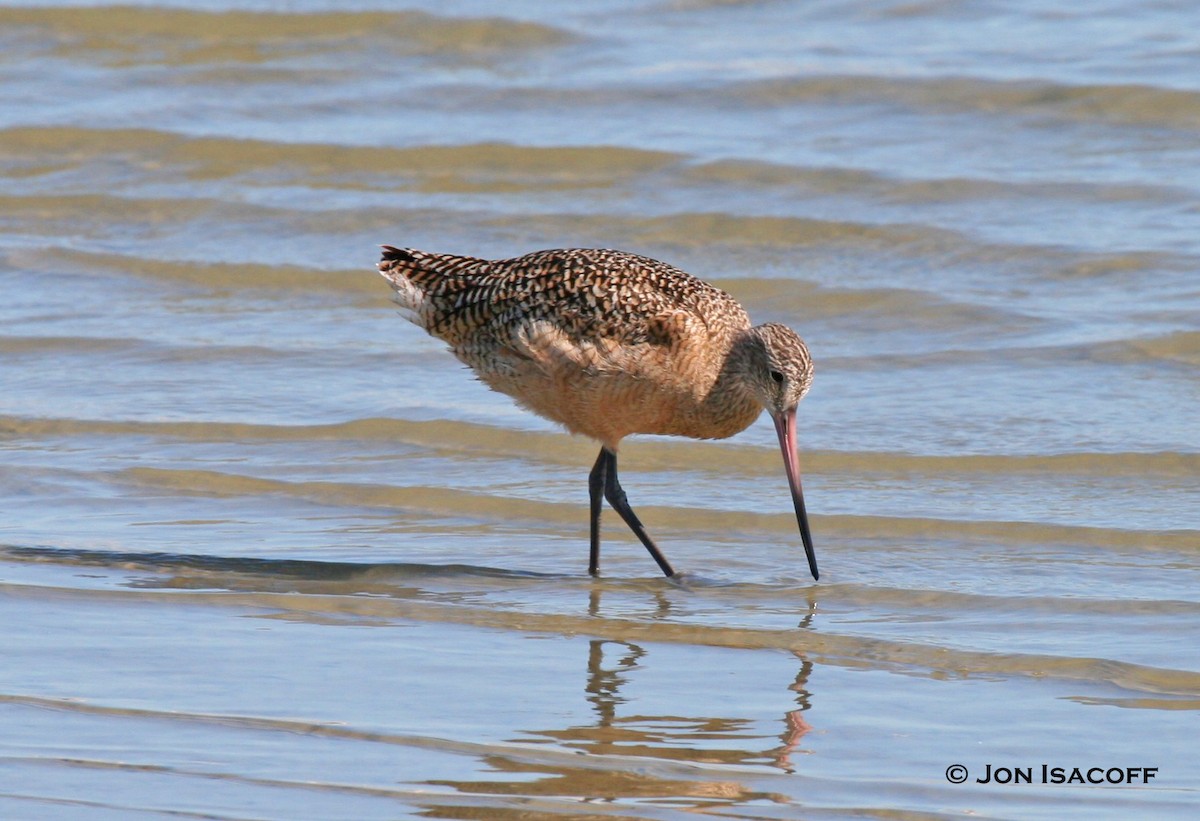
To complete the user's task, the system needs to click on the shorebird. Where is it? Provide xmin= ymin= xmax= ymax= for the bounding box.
xmin=378 ymin=247 xmax=818 ymax=580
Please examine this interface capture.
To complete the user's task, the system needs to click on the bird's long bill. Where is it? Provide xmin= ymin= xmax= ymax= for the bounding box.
xmin=772 ymin=408 xmax=819 ymax=581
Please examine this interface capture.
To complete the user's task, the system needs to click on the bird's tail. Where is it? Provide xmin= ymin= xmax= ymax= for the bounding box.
xmin=377 ymin=246 xmax=489 ymax=328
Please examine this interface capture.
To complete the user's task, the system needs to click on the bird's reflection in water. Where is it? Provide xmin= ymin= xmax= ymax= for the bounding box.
xmin=775 ymin=655 xmax=815 ymax=772
xmin=429 ymin=636 xmax=809 ymax=810
xmin=583 ymin=638 xmax=644 ymax=729
xmin=772 ymin=592 xmax=818 ymax=768
xmin=585 ymin=583 xmax=675 ymax=621
xmin=554 ymin=589 xmax=817 ymax=765
xmin=425 ymin=586 xmax=818 ymax=810
xmin=556 ymin=638 xmax=814 ymax=773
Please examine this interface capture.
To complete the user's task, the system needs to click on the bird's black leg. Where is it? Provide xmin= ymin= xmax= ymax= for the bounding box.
xmin=603 ymin=449 xmax=676 ymax=577
xmin=588 ymin=449 xmax=608 ymax=575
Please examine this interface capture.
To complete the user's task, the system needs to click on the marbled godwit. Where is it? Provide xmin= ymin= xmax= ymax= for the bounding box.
xmin=378 ymin=247 xmax=818 ymax=579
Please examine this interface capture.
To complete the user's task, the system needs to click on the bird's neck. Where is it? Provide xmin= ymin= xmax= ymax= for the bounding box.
xmin=698 ymin=329 xmax=765 ymax=439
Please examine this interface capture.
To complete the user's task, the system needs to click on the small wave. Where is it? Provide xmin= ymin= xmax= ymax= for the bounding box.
xmin=856 ymin=328 xmax=1200 ymax=371
xmin=1091 ymin=330 xmax=1200 ymax=368
xmin=486 ymin=210 xmax=976 ymax=261
xmin=0 ymin=192 xmax=210 ymax=235
xmin=0 ymin=191 xmax=425 ymax=253
xmin=0 ymin=335 xmax=142 ymax=355
xmin=725 ymin=74 xmax=1200 ymax=130
xmin=110 ymin=466 xmax=592 ymax=529
xmin=0 ymin=545 xmax=560 ymax=584
xmin=685 ymin=158 xmax=1190 ymax=206
xmin=724 ymin=278 xmax=1038 ymax=332
xmin=0 ymin=126 xmax=681 ymax=191
xmin=0 ymin=7 xmax=576 ymax=67
xmin=818 ymin=513 xmax=1198 ymax=553
xmin=631 ymin=210 xmax=960 ymax=249
xmin=20 ymin=246 xmax=378 ymax=297
xmin=1068 ymin=695 xmax=1200 ymax=711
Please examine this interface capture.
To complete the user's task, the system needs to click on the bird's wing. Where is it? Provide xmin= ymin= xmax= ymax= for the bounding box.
xmin=378 ymin=246 xmax=744 ymax=357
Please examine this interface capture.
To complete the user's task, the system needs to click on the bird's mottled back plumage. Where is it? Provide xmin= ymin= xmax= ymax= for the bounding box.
xmin=379 ymin=246 xmax=746 ymax=343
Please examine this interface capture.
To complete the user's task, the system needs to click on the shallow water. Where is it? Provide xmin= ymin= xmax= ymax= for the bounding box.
xmin=1 ymin=1 xmax=1198 ymax=818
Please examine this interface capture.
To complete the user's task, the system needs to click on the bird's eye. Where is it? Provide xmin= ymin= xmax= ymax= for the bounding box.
xmin=769 ymin=369 xmax=784 ymax=384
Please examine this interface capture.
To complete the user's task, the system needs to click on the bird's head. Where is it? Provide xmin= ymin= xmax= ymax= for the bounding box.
xmin=746 ymin=323 xmax=813 ymax=417
xmin=744 ymin=323 xmax=818 ymax=580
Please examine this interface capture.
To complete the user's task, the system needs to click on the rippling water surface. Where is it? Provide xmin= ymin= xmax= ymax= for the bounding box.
xmin=2 ymin=1 xmax=1198 ymax=818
